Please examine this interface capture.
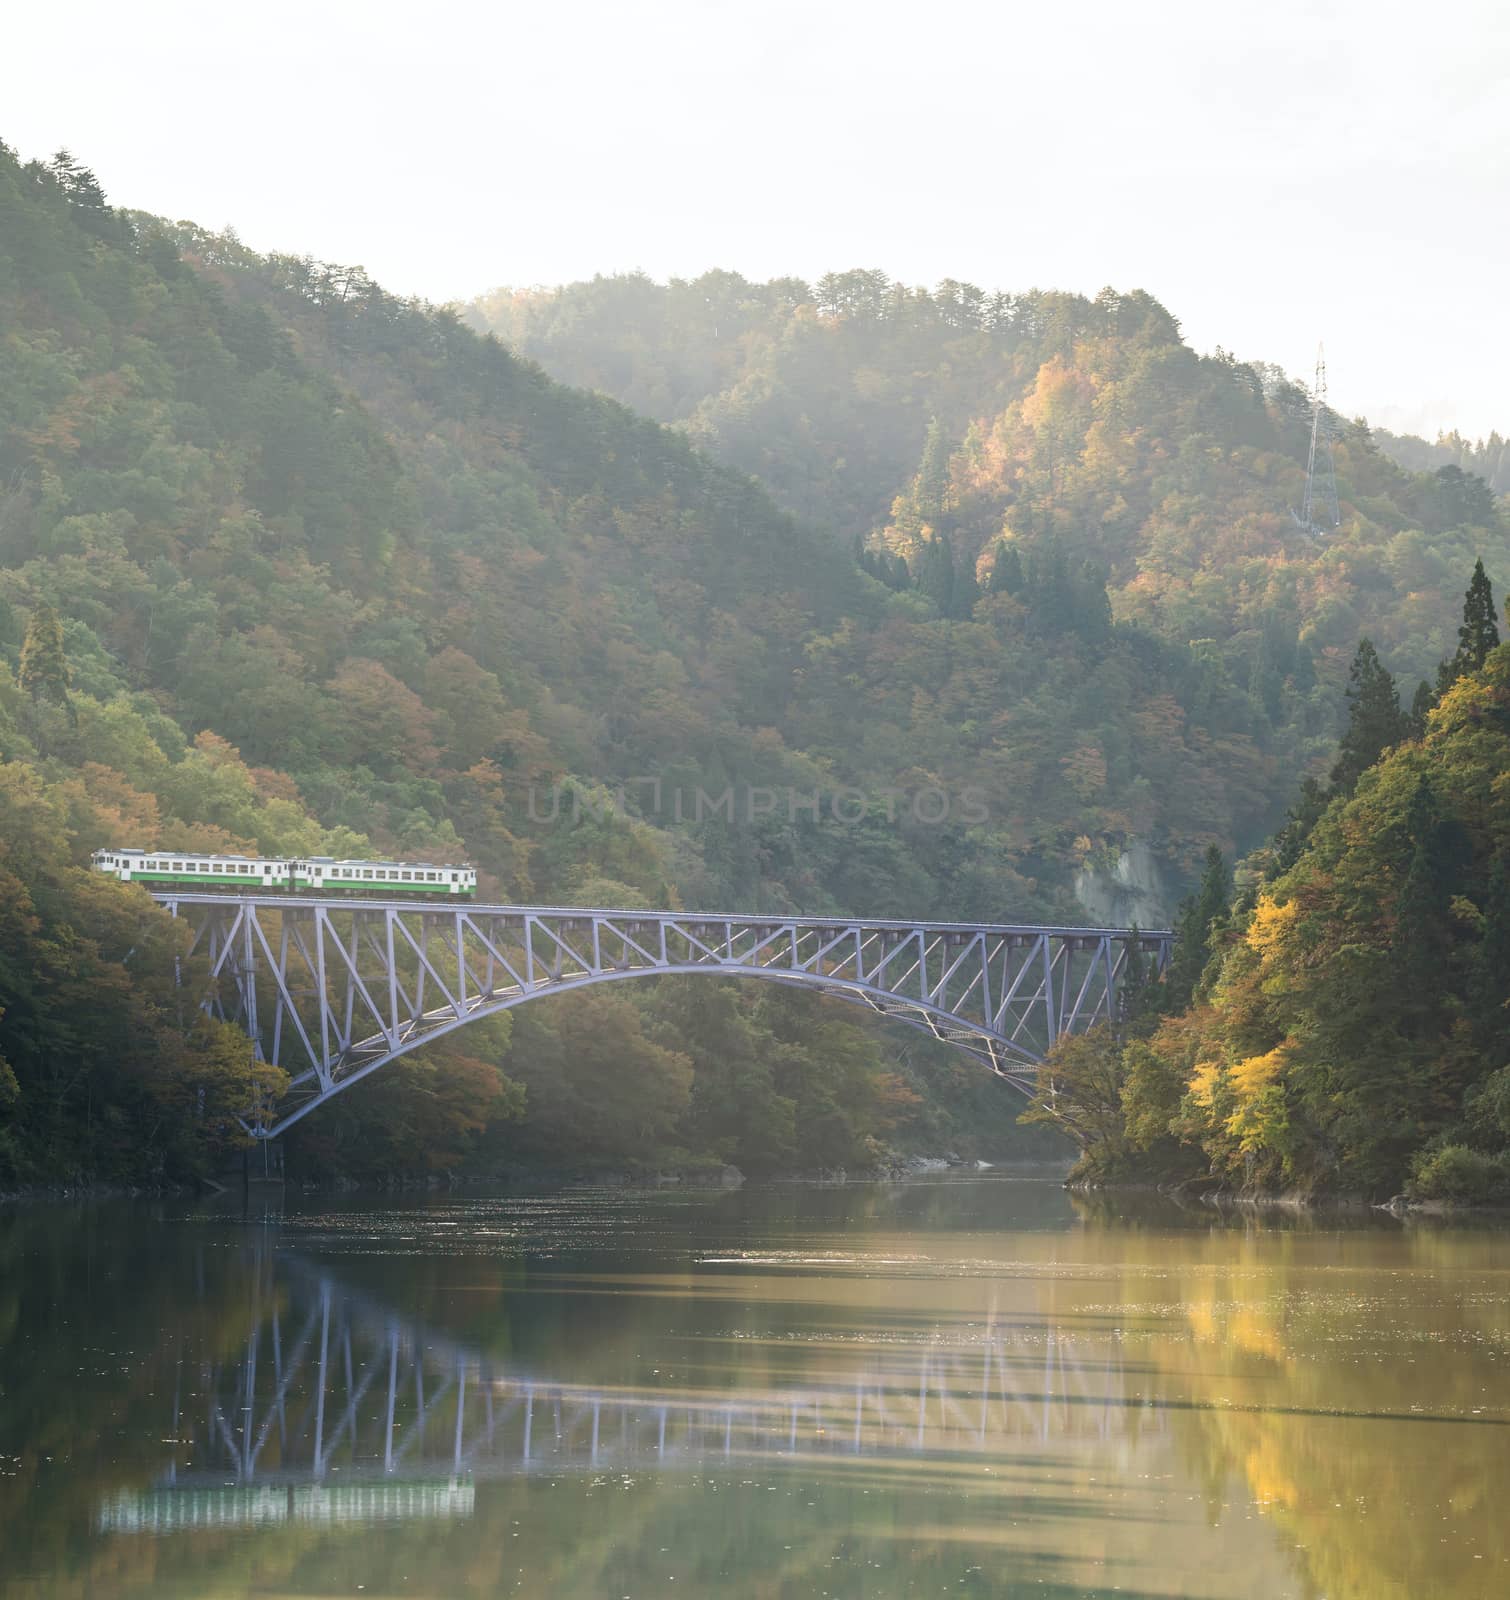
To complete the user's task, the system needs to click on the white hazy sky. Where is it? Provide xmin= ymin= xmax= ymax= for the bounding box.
xmin=7 ymin=0 xmax=1508 ymax=440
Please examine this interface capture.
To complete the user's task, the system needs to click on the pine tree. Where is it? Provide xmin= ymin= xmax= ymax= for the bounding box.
xmin=1164 ymin=845 xmax=1229 ymax=1010
xmin=952 ymin=559 xmax=981 ymax=619
xmin=1117 ymin=926 xmax=1156 ymax=1035
xmin=1329 ymin=638 xmax=1405 ymax=796
xmin=1075 ymin=559 xmax=1113 ymax=642
xmin=914 ymin=416 xmax=950 ymax=525
xmin=988 ymin=543 xmax=1024 ymax=596
xmin=19 ymin=600 xmax=71 ymax=710
xmin=1436 ymin=558 xmax=1500 ymax=691
xmin=1272 ymin=777 xmax=1329 ymax=873
xmin=916 ymin=534 xmax=955 ymax=614
xmin=1471 ymin=850 xmax=1510 ymax=1056
xmin=1395 ymin=778 xmax=1456 ymax=1026
xmin=1407 ymin=679 xmax=1436 ymax=740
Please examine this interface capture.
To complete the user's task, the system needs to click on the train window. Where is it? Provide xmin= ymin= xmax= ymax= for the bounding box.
xmin=362 ymin=869 xmax=372 ymax=879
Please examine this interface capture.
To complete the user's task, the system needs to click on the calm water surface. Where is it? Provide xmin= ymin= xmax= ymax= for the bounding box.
xmin=1 ymin=1175 xmax=1507 ymax=1598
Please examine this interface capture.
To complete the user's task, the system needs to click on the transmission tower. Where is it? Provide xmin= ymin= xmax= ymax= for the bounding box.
xmin=1294 ymin=344 xmax=1341 ymax=535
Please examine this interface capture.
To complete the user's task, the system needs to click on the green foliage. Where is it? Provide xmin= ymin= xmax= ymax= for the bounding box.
xmin=1026 ymin=622 xmax=1510 ymax=1201
xmin=915 ymin=532 xmax=956 ymax=613
xmin=1329 ymin=639 xmax=1405 ymax=795
xmin=1437 ymin=557 xmax=1500 ymax=691
xmin=1165 ymin=845 xmax=1228 ymax=1010
xmin=1407 ymin=1143 xmax=1510 ymax=1205
xmin=18 ymin=601 xmax=70 ymax=713
xmin=5 ymin=144 xmax=1509 ymax=1186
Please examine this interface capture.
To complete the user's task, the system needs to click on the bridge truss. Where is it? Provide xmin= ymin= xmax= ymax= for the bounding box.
xmin=156 ymin=894 xmax=1171 ymax=1137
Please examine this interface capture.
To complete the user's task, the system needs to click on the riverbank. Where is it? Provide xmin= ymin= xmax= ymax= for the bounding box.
xmin=1068 ymin=1174 xmax=1510 ymax=1218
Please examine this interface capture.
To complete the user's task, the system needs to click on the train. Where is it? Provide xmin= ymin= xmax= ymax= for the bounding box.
xmin=91 ymin=848 xmax=478 ymax=898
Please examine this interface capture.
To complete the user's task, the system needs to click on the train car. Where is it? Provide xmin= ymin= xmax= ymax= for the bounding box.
xmin=288 ymin=858 xmax=477 ymax=898
xmin=91 ymin=848 xmax=289 ymax=889
xmin=92 ymin=849 xmax=478 ymax=899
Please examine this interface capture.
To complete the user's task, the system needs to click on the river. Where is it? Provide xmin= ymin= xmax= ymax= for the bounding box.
xmin=1 ymin=1174 xmax=1506 ymax=1598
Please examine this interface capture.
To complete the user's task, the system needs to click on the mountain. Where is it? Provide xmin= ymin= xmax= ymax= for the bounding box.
xmin=0 ymin=146 xmax=1051 ymax=1184
xmin=2 ymin=149 xmax=1504 ymax=1187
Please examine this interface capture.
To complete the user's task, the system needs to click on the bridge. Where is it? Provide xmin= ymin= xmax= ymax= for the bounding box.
xmin=154 ymin=893 xmax=1171 ymax=1138
xmin=99 ymin=1252 xmax=1167 ymax=1534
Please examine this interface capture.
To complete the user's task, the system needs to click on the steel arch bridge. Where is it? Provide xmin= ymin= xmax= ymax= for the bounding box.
xmin=155 ymin=893 xmax=1171 ymax=1139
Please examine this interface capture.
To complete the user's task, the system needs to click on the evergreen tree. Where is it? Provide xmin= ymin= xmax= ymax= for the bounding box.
xmin=952 ymin=559 xmax=981 ymax=619
xmin=1271 ymin=777 xmax=1329 ymax=874
xmin=1076 ymin=559 xmax=1113 ymax=641
xmin=1471 ymin=850 xmax=1510 ymax=1058
xmin=1436 ymin=558 xmax=1500 ymax=691
xmin=1329 ymin=638 xmax=1405 ymax=795
xmin=916 ymin=533 xmax=956 ymax=614
xmin=1164 ymin=845 xmax=1229 ymax=1010
xmin=988 ymin=543 xmax=1024 ymax=596
xmin=1407 ymin=678 xmax=1436 ymax=740
xmin=914 ymin=416 xmax=951 ymax=524
xmin=1116 ymin=926 xmax=1157 ymax=1036
xmin=18 ymin=601 xmax=71 ymax=711
xmin=1394 ymin=778 xmax=1461 ymax=1031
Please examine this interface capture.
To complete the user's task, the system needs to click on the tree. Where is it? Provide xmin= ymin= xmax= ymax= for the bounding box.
xmin=1422 ymin=464 xmax=1497 ymax=532
xmin=1116 ymin=927 xmax=1157 ymax=1035
xmin=951 ymin=558 xmax=981 ymax=619
xmin=1407 ymin=678 xmax=1436 ymax=740
xmin=1471 ymin=851 xmax=1510 ymax=1058
xmin=1396 ymin=777 xmax=1452 ymax=975
xmin=1020 ymin=1026 xmax=1127 ymax=1158
xmin=1271 ymin=777 xmax=1328 ymax=873
xmin=916 ymin=533 xmax=956 ymax=614
xmin=1329 ymin=638 xmax=1405 ymax=795
xmin=1165 ymin=845 xmax=1228 ymax=1010
xmin=988 ymin=543 xmax=1024 ymax=596
xmin=1437 ymin=558 xmax=1500 ymax=691
xmin=914 ymin=416 xmax=951 ymax=524
xmin=18 ymin=601 xmax=72 ymax=719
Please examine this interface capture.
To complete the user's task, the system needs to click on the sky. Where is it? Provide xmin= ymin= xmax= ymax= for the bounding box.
xmin=7 ymin=0 xmax=1508 ymax=440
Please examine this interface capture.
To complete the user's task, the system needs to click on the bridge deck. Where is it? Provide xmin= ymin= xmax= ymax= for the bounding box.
xmin=154 ymin=892 xmax=1170 ymax=942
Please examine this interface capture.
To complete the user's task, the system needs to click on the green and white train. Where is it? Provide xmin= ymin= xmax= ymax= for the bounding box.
xmin=91 ymin=849 xmax=478 ymax=898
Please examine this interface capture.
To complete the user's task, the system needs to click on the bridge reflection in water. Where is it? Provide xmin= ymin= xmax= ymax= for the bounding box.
xmin=98 ymin=1251 xmax=1163 ymax=1535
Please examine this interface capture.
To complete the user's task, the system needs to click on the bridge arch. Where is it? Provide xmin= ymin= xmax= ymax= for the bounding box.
xmin=157 ymin=894 xmax=1170 ymax=1139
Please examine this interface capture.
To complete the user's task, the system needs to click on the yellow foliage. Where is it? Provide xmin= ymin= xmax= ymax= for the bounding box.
xmin=1230 ymin=1043 xmax=1289 ymax=1101
xmin=1188 ymin=1057 xmax=1223 ymax=1109
xmin=1245 ymin=894 xmax=1296 ymax=960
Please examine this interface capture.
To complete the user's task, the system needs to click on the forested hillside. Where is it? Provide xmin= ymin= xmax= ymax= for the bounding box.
xmin=471 ymin=271 xmax=1507 ymax=719
xmin=2 ymin=149 xmax=1505 ymax=1190
xmin=0 ymin=146 xmax=1050 ymax=1186
xmin=1024 ymin=570 xmax=1510 ymax=1202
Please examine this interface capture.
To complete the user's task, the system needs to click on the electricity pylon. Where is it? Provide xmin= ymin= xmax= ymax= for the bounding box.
xmin=1294 ymin=344 xmax=1341 ymax=535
